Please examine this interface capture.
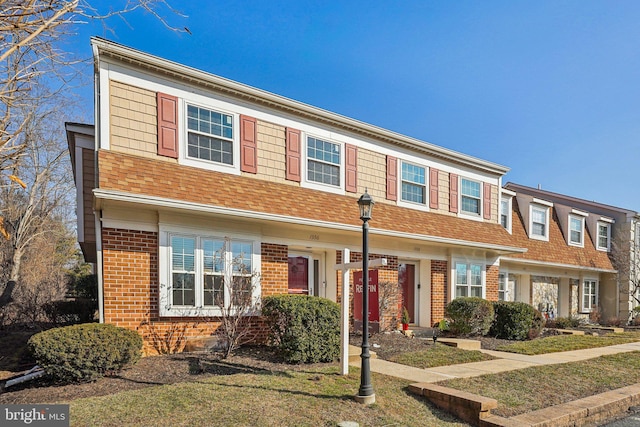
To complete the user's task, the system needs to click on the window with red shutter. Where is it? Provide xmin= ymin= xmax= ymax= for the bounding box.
xmin=386 ymin=156 xmax=397 ymax=201
xmin=157 ymin=92 xmax=178 ymax=159
xmin=449 ymin=173 xmax=459 ymax=213
xmin=286 ymin=128 xmax=301 ymax=182
xmin=240 ymin=115 xmax=257 ymax=173
xmin=345 ymin=144 xmax=357 ymax=193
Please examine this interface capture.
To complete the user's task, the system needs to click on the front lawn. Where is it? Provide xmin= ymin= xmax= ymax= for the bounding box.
xmin=389 ymin=344 xmax=495 ymax=368
xmin=441 ymin=351 xmax=640 ymax=417
xmin=70 ymin=366 xmax=467 ymax=427
xmin=495 ymin=332 xmax=640 ymax=355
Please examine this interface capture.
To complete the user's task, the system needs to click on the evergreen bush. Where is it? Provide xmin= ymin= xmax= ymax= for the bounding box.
xmin=490 ymin=301 xmax=544 ymax=340
xmin=28 ymin=323 xmax=142 ymax=383
xmin=444 ymin=297 xmax=494 ymax=336
xmin=262 ymin=295 xmax=340 ymax=363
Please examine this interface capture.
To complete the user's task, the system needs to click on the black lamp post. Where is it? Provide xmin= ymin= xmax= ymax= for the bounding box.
xmin=356 ymin=189 xmax=375 ymax=404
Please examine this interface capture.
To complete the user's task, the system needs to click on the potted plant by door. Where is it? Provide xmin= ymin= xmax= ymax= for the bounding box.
xmin=401 ymin=307 xmax=410 ymax=331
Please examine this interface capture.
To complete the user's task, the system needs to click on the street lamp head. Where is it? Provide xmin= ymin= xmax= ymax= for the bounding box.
xmin=358 ymin=189 xmax=375 ymax=221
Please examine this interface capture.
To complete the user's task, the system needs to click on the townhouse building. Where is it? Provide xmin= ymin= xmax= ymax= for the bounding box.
xmin=66 ymin=38 xmax=636 ymax=351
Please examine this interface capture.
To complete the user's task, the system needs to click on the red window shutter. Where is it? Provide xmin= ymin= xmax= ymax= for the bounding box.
xmin=483 ymin=183 xmax=492 ymax=220
xmin=345 ymin=144 xmax=357 ymax=193
xmin=449 ymin=173 xmax=458 ymax=213
xmin=386 ymin=156 xmax=397 ymax=201
xmin=429 ymin=168 xmax=439 ymax=209
xmin=286 ymin=128 xmax=301 ymax=182
xmin=157 ymin=92 xmax=178 ymax=159
xmin=240 ymin=115 xmax=257 ymax=173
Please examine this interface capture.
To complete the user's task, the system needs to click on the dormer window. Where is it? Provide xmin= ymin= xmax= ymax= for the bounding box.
xmin=500 ymin=190 xmax=514 ymax=233
xmin=597 ymin=221 xmax=611 ymax=251
xmin=530 ymin=204 xmax=549 ymax=240
xmin=569 ymin=215 xmax=584 ymax=247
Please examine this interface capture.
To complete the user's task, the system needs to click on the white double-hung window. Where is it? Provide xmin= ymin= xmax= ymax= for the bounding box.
xmin=455 ymin=261 xmax=484 ymax=298
xmin=307 ymin=136 xmax=341 ymax=187
xmin=186 ymin=104 xmax=234 ymax=166
xmin=597 ymin=221 xmax=611 ymax=251
xmin=160 ymin=230 xmax=260 ymax=317
xmin=460 ymin=178 xmax=481 ymax=215
xmin=401 ymin=162 xmax=426 ymax=205
xmin=569 ymin=215 xmax=585 ymax=246
xmin=530 ymin=204 xmax=550 ymax=240
xmin=581 ymin=279 xmax=598 ymax=312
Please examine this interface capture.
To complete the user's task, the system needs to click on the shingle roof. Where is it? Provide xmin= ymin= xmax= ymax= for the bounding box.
xmin=505 ymin=198 xmax=614 ymax=271
xmin=98 ymin=151 xmax=518 ymax=250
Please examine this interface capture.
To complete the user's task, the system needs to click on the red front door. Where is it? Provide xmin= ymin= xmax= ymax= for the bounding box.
xmin=399 ymin=263 xmax=415 ymax=323
xmin=288 ymin=256 xmax=309 ymax=294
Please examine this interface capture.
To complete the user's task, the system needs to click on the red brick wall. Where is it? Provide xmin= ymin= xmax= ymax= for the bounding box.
xmin=431 ymin=260 xmax=448 ymax=324
xmin=486 ymin=264 xmax=499 ymax=301
xmin=261 ymin=243 xmax=289 ymax=296
xmin=102 ymin=228 xmax=287 ymax=355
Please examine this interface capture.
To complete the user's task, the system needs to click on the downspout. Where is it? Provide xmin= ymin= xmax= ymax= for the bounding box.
xmin=92 ymin=42 xmax=105 ymax=324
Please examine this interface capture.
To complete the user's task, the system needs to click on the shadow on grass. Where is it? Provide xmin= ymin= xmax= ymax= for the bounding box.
xmin=218 ymin=381 xmax=355 ymax=401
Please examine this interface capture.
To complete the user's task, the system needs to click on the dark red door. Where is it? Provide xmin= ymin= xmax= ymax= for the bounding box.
xmin=288 ymin=256 xmax=309 ymax=294
xmin=399 ymin=264 xmax=415 ymax=322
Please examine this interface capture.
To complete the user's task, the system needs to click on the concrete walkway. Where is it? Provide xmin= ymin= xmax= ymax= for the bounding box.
xmin=349 ymin=341 xmax=640 ymax=383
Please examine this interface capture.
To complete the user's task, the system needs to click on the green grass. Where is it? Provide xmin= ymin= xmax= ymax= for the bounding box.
xmin=441 ymin=351 xmax=640 ymax=417
xmin=495 ymin=332 xmax=640 ymax=355
xmin=69 ymin=366 xmax=468 ymax=427
xmin=389 ymin=344 xmax=495 ymax=368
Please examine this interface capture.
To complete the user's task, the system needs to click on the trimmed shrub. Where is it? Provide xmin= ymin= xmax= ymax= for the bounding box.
xmin=490 ymin=301 xmax=544 ymax=340
xmin=444 ymin=297 xmax=494 ymax=336
xmin=28 ymin=323 xmax=142 ymax=383
xmin=546 ymin=316 xmax=582 ymax=329
xmin=263 ymin=295 xmax=340 ymax=363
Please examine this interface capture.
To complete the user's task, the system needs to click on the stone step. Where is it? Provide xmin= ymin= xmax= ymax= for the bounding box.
xmin=438 ymin=338 xmax=482 ymax=350
xmin=348 ymin=344 xmax=377 ymax=363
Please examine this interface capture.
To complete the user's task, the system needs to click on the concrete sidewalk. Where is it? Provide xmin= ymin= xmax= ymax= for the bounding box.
xmin=349 ymin=341 xmax=640 ymax=383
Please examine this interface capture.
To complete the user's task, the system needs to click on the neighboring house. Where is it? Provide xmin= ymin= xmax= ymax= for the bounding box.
xmin=66 ymin=38 xmax=635 ymax=352
xmin=500 ymin=183 xmax=639 ymax=322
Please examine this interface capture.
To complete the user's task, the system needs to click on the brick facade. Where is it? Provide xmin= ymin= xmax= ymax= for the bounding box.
xmin=431 ymin=260 xmax=448 ymax=324
xmin=485 ymin=264 xmax=499 ymax=301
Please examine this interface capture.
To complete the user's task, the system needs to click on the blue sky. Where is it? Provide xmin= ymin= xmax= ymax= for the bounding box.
xmin=70 ymin=1 xmax=640 ymax=210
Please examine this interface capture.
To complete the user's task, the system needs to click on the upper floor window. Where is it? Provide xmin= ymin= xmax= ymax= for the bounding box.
xmin=186 ymin=105 xmax=234 ymax=165
xmin=500 ymin=199 xmax=509 ymax=228
xmin=307 ymin=136 xmax=340 ymax=187
xmin=569 ymin=215 xmax=584 ymax=247
xmin=460 ymin=178 xmax=481 ymax=215
xmin=455 ymin=262 xmax=483 ymax=298
xmin=530 ymin=205 xmax=549 ymax=240
xmin=597 ymin=222 xmax=611 ymax=251
xmin=581 ymin=279 xmax=598 ymax=312
xmin=401 ymin=162 xmax=426 ymax=205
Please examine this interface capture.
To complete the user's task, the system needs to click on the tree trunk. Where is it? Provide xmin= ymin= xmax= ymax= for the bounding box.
xmin=0 ymin=247 xmax=24 ymax=308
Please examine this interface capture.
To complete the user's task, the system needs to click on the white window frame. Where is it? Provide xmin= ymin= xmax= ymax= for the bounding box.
xmin=568 ymin=214 xmax=585 ymax=247
xmin=581 ymin=279 xmax=598 ymax=313
xmin=303 ymin=134 xmax=344 ymax=194
xmin=181 ymin=101 xmax=241 ymax=174
xmin=596 ymin=221 xmax=612 ymax=252
xmin=159 ymin=227 xmax=261 ymax=317
xmin=453 ymin=260 xmax=485 ymax=299
xmin=400 ymin=161 xmax=427 ymax=206
xmin=529 ymin=203 xmax=550 ymax=241
xmin=460 ymin=177 xmax=482 ymax=217
xmin=500 ymin=196 xmax=513 ymax=233
xmin=498 ymin=272 xmax=508 ymax=301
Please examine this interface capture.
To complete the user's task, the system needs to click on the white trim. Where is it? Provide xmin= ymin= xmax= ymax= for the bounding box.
xmin=75 ymin=146 xmax=85 ymax=243
xmin=95 ymin=214 xmax=105 ymax=323
xmin=397 ymin=160 xmax=429 ymax=211
xmin=500 ymin=256 xmax=617 ymax=273
xmin=532 ymin=197 xmax=553 ymax=207
xmin=93 ymin=189 xmax=528 ymax=254
xmin=529 ymin=204 xmax=550 ymax=241
xmin=500 ymin=195 xmax=512 ymax=234
xmin=98 ymin=62 xmax=111 ymax=150
xmin=301 ymin=133 xmax=345 ymax=195
xmin=599 ymin=216 xmax=615 ymax=224
xmin=596 ymin=221 xmax=612 ymax=252
xmin=568 ymin=214 xmax=585 ymax=247
xmin=501 ymin=188 xmax=516 ymax=197
xmin=158 ymin=225 xmax=262 ymax=317
xmin=571 ymin=208 xmax=589 ymax=217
